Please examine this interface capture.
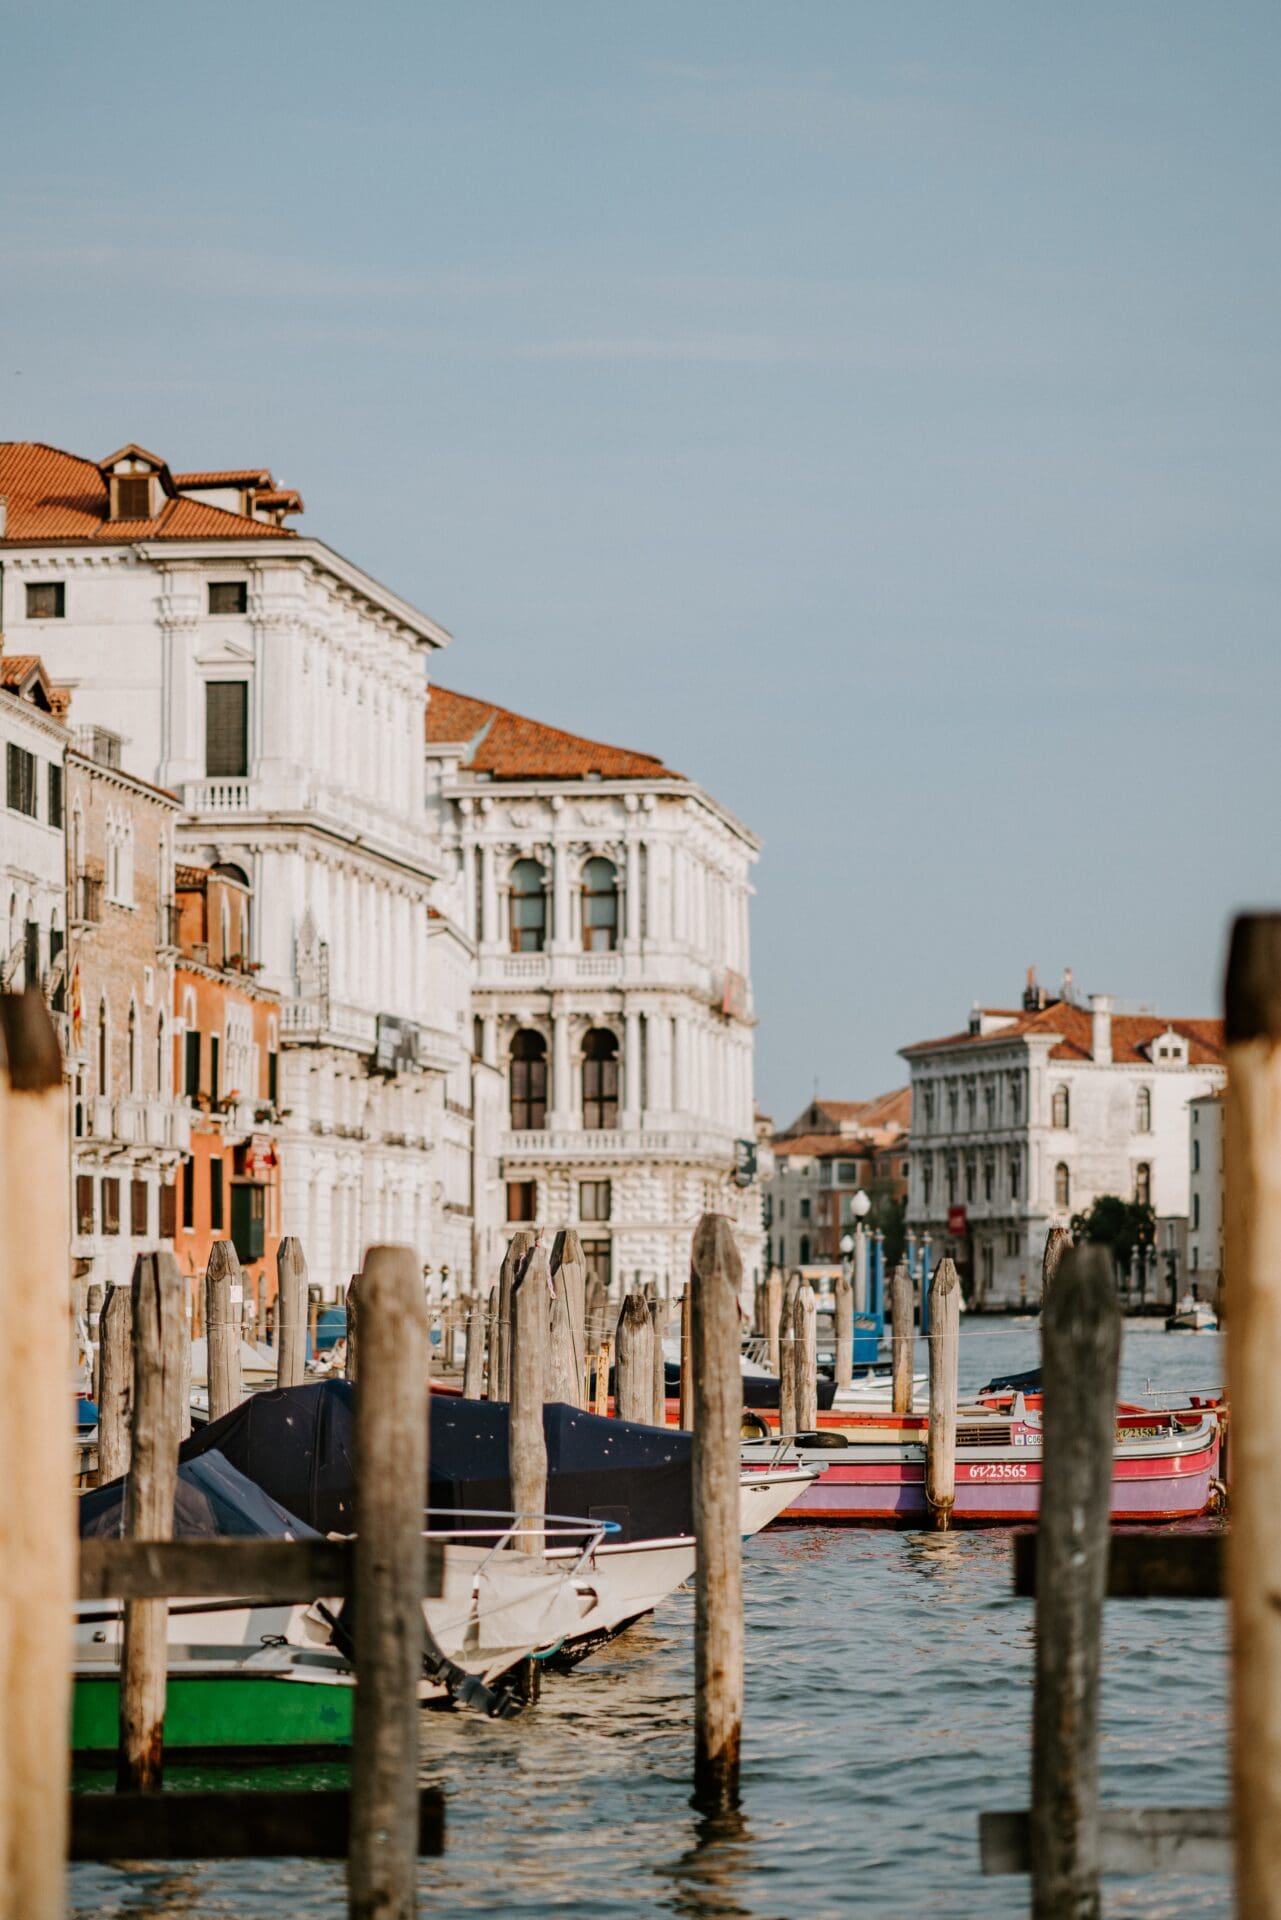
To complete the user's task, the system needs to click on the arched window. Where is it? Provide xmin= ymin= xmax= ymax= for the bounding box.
xmin=127 ymin=1001 xmax=139 ymax=1094
xmin=1136 ymin=1085 xmax=1152 ymax=1133
xmin=799 ymin=1235 xmax=811 ymax=1266
xmin=510 ymin=1029 xmax=547 ymax=1130
xmin=582 ymin=1028 xmax=620 ymax=1130
xmin=97 ymin=1000 xmax=109 ymax=1097
xmin=1054 ymin=1162 xmax=1070 ymax=1210
xmin=509 ymin=859 xmax=547 ymax=953
xmin=581 ymin=857 xmax=619 ymax=952
xmin=1135 ymin=1162 xmax=1151 ymax=1207
xmin=1051 ymin=1085 xmax=1070 ymax=1129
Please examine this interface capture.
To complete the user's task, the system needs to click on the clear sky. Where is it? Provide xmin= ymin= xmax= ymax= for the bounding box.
xmin=4 ymin=2 xmax=1279 ymax=1119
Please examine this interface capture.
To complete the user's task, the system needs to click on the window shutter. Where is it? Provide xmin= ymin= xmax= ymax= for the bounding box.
xmin=205 ymin=682 xmax=249 ymax=778
xmin=159 ymin=1183 xmax=177 ymax=1240
xmin=210 ymin=1158 xmax=224 ymax=1231
xmin=76 ymin=1175 xmax=95 ymax=1236
xmin=116 ymin=475 xmax=151 ymax=519
xmin=131 ymin=1179 xmax=149 ymax=1236
xmin=48 ymin=762 xmax=63 ymax=828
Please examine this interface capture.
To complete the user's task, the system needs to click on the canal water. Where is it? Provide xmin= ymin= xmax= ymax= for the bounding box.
xmin=71 ymin=1320 xmax=1228 ymax=1919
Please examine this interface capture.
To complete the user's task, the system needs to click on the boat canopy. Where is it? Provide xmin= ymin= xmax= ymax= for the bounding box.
xmin=177 ymin=1383 xmax=695 ymax=1545
xmin=79 ymin=1447 xmax=320 ymax=1540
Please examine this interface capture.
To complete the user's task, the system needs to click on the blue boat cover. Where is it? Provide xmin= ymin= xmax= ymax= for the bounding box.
xmin=79 ymin=1447 xmax=321 ymax=1540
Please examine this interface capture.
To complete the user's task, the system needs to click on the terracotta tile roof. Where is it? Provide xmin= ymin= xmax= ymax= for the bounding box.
xmin=772 ymin=1134 xmax=875 ymax=1159
xmin=173 ymin=469 xmax=273 ymax=488
xmin=0 ymin=444 xmax=298 ymax=543
xmin=1 ymin=652 xmax=42 ymax=686
xmin=1 ymin=651 xmax=59 ymax=713
xmin=777 ymin=1088 xmax=912 ymax=1140
xmin=175 ymin=864 xmax=210 ymax=890
xmin=902 ymin=1000 xmax=1225 ymax=1067
xmin=426 ymin=684 xmax=684 ymax=782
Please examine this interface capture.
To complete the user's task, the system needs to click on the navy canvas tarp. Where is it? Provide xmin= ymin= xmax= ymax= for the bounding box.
xmin=79 ymin=1447 xmax=321 ymax=1540
xmin=177 ymin=1383 xmax=694 ymax=1545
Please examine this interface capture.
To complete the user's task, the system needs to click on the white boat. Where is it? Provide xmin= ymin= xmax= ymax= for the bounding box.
xmin=1166 ymin=1295 xmax=1218 ymax=1333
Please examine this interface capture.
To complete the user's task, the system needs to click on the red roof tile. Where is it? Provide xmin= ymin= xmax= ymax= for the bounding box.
xmin=0 ymin=444 xmax=297 ymax=543
xmin=426 ymin=685 xmax=684 ymax=782
xmin=777 ymin=1088 xmax=912 ymax=1140
xmin=902 ymin=1001 xmax=1224 ymax=1066
xmin=173 ymin=469 xmax=273 ymax=488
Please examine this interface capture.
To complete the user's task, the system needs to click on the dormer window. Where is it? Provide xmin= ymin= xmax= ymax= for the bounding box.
xmin=113 ymin=474 xmax=153 ymax=520
xmin=209 ymin=582 xmax=248 ymax=615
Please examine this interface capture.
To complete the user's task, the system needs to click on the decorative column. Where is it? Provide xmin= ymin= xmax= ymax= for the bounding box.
xmin=551 ymin=1006 xmax=573 ymax=1131
xmin=551 ymin=827 xmax=572 ymax=952
xmin=625 ymin=836 xmax=642 ymax=950
xmin=623 ymin=1007 xmax=642 ymax=1128
xmin=654 ymin=1008 xmax=674 ymax=1116
xmin=480 ymin=814 xmax=499 ymax=950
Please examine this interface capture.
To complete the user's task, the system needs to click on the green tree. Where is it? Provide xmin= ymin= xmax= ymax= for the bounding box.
xmin=1069 ymin=1194 xmax=1155 ymax=1279
xmin=867 ymin=1180 xmax=906 ymax=1271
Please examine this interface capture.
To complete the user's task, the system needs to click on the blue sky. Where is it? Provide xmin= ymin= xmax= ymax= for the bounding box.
xmin=4 ymin=2 xmax=1279 ymax=1117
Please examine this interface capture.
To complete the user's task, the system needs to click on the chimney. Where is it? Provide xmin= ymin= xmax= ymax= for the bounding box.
xmin=1091 ymin=993 xmax=1114 ymax=1065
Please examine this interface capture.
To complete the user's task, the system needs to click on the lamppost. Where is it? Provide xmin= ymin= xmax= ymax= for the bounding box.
xmin=848 ymin=1190 xmax=871 ymax=1311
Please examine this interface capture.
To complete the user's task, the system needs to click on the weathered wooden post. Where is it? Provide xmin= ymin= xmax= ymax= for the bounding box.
xmin=276 ymin=1236 xmax=308 ymax=1389
xmin=1223 ymin=912 xmax=1281 ymax=1920
xmin=98 ymin=1282 xmax=134 ymax=1483
xmin=650 ymin=1291 xmax=667 ymax=1425
xmin=779 ymin=1313 xmax=797 ymax=1435
xmin=925 ymin=1256 xmax=960 ymax=1530
xmin=348 ymin=1245 xmax=428 ymax=1920
xmin=690 ymin=1214 xmax=744 ymax=1812
xmin=765 ymin=1268 xmax=783 ymax=1376
xmin=205 ymin=1239 xmax=243 ymax=1420
xmin=793 ymin=1282 xmax=818 ymax=1430
xmin=0 ymin=991 xmax=73 ymax=1917
xmin=1029 ymin=1243 xmax=1120 ymax=1919
xmin=584 ymin=1273 xmax=608 ymax=1354
xmin=509 ymin=1244 xmax=549 ymax=1554
xmin=833 ymin=1267 xmax=853 ymax=1391
xmin=307 ymin=1283 xmax=321 ymax=1363
xmin=485 ymin=1283 xmax=499 ymax=1397
xmin=615 ymin=1291 xmax=654 ymax=1424
xmin=891 ymin=1258 xmax=915 ymax=1414
xmin=592 ymin=1339 xmax=611 ymax=1417
xmin=1041 ymin=1226 xmax=1071 ymax=1308
xmin=551 ymin=1230 xmax=587 ymax=1408
xmin=679 ymin=1283 xmax=695 ymax=1430
xmin=463 ymin=1299 xmax=485 ymax=1398
xmin=178 ymin=1285 xmax=193 ymax=1441
xmin=345 ymin=1270 xmax=360 ymax=1383
xmin=117 ymin=1249 xmax=185 ymax=1791
xmin=496 ymin=1231 xmax=533 ymax=1403
xmin=87 ymin=1280 xmax=104 ymax=1403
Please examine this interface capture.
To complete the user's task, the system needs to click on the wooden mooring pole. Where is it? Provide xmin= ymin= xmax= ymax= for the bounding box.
xmin=98 ymin=1282 xmax=133 ymax=1484
xmin=0 ymin=991 xmax=73 ymax=1918
xmin=275 ymin=1237 xmax=308 ymax=1390
xmin=117 ymin=1250 xmax=185 ymax=1791
xmin=551 ymin=1230 xmax=587 ymax=1408
xmin=1224 ymin=912 xmax=1281 ymax=1919
xmin=690 ymin=1214 xmax=744 ymax=1813
xmin=87 ymin=1280 xmax=104 ymax=1404
xmin=509 ymin=1243 xmax=548 ymax=1555
xmin=833 ymin=1266 xmax=853 ymax=1392
xmin=891 ymin=1259 xmax=914 ymax=1414
xmin=462 ymin=1299 xmax=485 ymax=1399
xmin=925 ymin=1256 xmax=960 ymax=1530
xmin=205 ymin=1240 xmax=243 ymax=1420
xmin=485 ymin=1284 xmax=499 ymax=1398
xmin=1041 ymin=1226 xmax=1070 ymax=1308
xmin=615 ymin=1290 xmax=654 ymax=1424
xmin=497 ymin=1232 xmax=533 ymax=1404
xmin=679 ymin=1284 xmax=695 ymax=1430
xmin=345 ymin=1271 xmax=360 ymax=1383
xmin=765 ymin=1268 xmax=783 ymax=1377
xmin=348 ymin=1245 xmax=429 ymax=1920
xmin=779 ymin=1313 xmax=797 ymax=1436
xmin=1029 ymin=1243 xmax=1121 ymax=1919
xmin=650 ymin=1290 xmax=667 ymax=1426
xmin=793 ymin=1282 xmax=818 ymax=1431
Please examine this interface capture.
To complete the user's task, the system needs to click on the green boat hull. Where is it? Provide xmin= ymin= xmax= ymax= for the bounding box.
xmin=73 ymin=1671 xmax=354 ymax=1763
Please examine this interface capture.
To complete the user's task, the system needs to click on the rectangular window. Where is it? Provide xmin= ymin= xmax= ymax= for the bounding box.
xmin=507 ymin=1179 xmax=537 ymax=1223
xmin=6 ymin=743 xmax=36 ymax=816
xmin=579 ymin=1179 xmax=612 ymax=1222
xmin=184 ymin=1029 xmax=201 ymax=1100
xmin=48 ymin=925 xmax=64 ymax=1011
xmin=47 ymin=760 xmax=62 ymax=828
xmin=208 ymin=581 xmax=249 ymax=615
xmin=23 ymin=920 xmax=39 ymax=989
xmin=800 ymin=1197 xmax=811 ymax=1220
xmin=268 ymin=1050 xmax=279 ymax=1106
xmin=210 ymin=1158 xmax=225 ymax=1232
xmin=25 ymin=581 xmax=64 ymax=619
xmin=76 ymin=1174 xmax=95 ymax=1236
xmin=115 ymin=476 xmax=151 ymax=519
xmin=159 ymin=1183 xmax=177 ymax=1239
xmin=210 ymin=1034 xmax=220 ymax=1105
xmin=130 ymin=1178 xmax=149 ymax=1236
xmin=181 ymin=1157 xmax=194 ymax=1231
xmin=582 ymin=1238 xmax=612 ymax=1291
xmin=101 ymin=1177 xmax=121 ymax=1235
xmin=231 ymin=1181 xmax=266 ymax=1262
xmin=205 ymin=681 xmax=249 ymax=779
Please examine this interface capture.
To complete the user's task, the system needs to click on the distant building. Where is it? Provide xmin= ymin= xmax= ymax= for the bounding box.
xmin=764 ymin=1090 xmax=911 ymax=1271
xmin=172 ymin=863 xmax=282 ymax=1328
xmin=66 ymin=729 xmax=188 ymax=1294
xmin=1 ymin=650 xmax=68 ymax=1008
xmin=1187 ymin=1091 xmax=1223 ymax=1297
xmin=424 ymin=687 xmax=762 ymax=1296
xmin=901 ymin=974 xmax=1225 ymax=1306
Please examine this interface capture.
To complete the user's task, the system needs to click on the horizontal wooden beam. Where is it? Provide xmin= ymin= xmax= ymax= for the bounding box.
xmin=1012 ymin=1529 xmax=1224 ymax=1600
xmin=980 ymin=1807 xmax=1229 ymax=1877
xmin=78 ymin=1537 xmax=444 ymax=1602
xmin=70 ymin=1787 xmax=444 ymax=1860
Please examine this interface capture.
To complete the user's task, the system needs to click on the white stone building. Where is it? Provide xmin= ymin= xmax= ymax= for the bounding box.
xmin=424 ymin=687 xmax=762 ymax=1296
xmin=901 ymin=976 xmax=1225 ymax=1306
xmin=0 ymin=441 xmax=466 ymax=1293
xmin=1187 ymin=1091 xmax=1223 ymax=1296
xmin=1 ymin=650 xmax=68 ymax=1002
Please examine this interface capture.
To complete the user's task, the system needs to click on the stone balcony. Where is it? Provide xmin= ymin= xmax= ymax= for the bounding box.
xmin=502 ymin=1123 xmax=737 ymax=1164
xmin=474 ymin=947 xmax=745 ymax=1007
xmin=85 ymin=1097 xmax=191 ymax=1156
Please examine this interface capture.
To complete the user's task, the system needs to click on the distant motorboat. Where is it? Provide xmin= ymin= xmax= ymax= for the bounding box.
xmin=1166 ymin=1294 xmax=1218 ymax=1333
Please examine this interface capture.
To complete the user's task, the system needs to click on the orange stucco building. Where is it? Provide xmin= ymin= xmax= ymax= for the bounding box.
xmin=172 ymin=863 xmax=283 ymax=1330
